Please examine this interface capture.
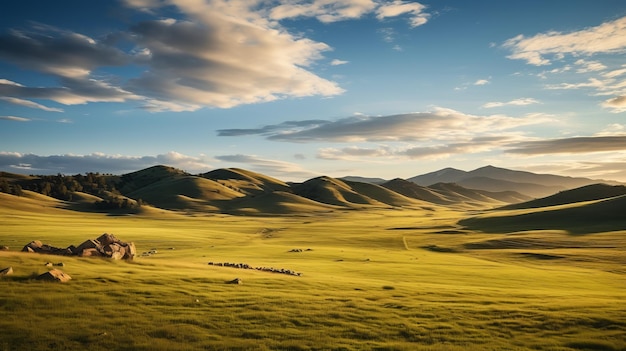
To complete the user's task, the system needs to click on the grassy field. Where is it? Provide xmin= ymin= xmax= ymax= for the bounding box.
xmin=1 ymin=196 xmax=625 ymax=350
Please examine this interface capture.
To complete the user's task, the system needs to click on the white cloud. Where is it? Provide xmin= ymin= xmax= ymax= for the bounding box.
xmin=376 ymin=1 xmax=429 ymax=27
xmin=473 ymin=79 xmax=489 ymax=86
xmin=602 ymin=96 xmax=626 ymax=113
xmin=0 ymin=151 xmax=213 ymax=175
xmin=0 ymin=115 xmax=31 ymax=122
xmin=0 ymin=97 xmax=64 ymax=112
xmin=330 ymin=59 xmax=349 ymax=66
xmin=218 ymin=107 xmax=553 ymax=143
xmin=574 ymin=59 xmax=607 ymax=73
xmin=269 ymin=0 xmax=378 ymax=23
xmin=482 ymin=98 xmax=540 ymax=109
xmin=503 ymin=16 xmax=626 ymax=66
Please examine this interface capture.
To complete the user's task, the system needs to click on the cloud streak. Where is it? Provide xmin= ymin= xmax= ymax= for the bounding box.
xmin=482 ymin=98 xmax=540 ymax=108
xmin=0 ymin=151 xmax=212 ymax=175
xmin=218 ymin=108 xmax=551 ymax=142
xmin=507 ymin=136 xmax=626 ymax=155
xmin=503 ymin=16 xmax=626 ymax=66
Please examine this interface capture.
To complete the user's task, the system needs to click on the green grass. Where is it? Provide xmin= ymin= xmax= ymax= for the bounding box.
xmin=1 ymin=202 xmax=625 ymax=350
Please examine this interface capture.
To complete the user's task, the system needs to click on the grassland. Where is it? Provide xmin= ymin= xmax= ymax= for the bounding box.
xmin=1 ymin=195 xmax=625 ymax=350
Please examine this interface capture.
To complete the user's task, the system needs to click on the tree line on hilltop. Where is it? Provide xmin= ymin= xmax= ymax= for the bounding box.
xmin=0 ymin=172 xmax=146 ymax=211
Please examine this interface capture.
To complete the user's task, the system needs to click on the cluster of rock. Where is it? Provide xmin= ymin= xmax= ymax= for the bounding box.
xmin=21 ymin=233 xmax=136 ymax=260
xmin=208 ymin=261 xmax=302 ymax=276
xmin=288 ymin=248 xmax=313 ymax=253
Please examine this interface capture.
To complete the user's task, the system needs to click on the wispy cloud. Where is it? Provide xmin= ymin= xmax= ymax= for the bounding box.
xmin=317 ymin=136 xmax=514 ymax=161
xmin=602 ymin=96 xmax=626 ymax=113
xmin=0 ymin=115 xmax=31 ymax=122
xmin=376 ymin=1 xmax=430 ymax=27
xmin=507 ymin=136 xmax=626 ymax=155
xmin=0 ymin=151 xmax=212 ymax=174
xmin=0 ymin=97 xmax=64 ymax=112
xmin=502 ymin=16 xmax=626 ymax=113
xmin=218 ymin=108 xmax=551 ymax=143
xmin=482 ymin=98 xmax=540 ymax=108
xmin=474 ymin=79 xmax=489 ymax=86
xmin=503 ymin=16 xmax=626 ymax=66
xmin=330 ymin=59 xmax=349 ymax=66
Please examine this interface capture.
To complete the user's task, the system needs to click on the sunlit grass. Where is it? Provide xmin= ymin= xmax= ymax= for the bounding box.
xmin=1 ymin=202 xmax=625 ymax=350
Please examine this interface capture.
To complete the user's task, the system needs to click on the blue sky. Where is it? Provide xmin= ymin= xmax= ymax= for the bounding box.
xmin=1 ymin=0 xmax=626 ymax=181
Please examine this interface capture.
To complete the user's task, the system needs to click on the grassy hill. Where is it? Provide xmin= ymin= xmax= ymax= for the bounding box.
xmin=459 ymin=194 xmax=626 ymax=234
xmin=500 ymin=183 xmax=626 ymax=210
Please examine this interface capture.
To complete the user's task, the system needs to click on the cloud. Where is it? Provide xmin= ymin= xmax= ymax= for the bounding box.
xmin=330 ymin=59 xmax=349 ymax=66
xmin=574 ymin=59 xmax=607 ymax=73
xmin=602 ymin=96 xmax=626 ymax=113
xmin=519 ymin=158 xmax=626 ymax=183
xmin=0 ymin=26 xmax=129 ymax=78
xmin=215 ymin=154 xmax=318 ymax=180
xmin=0 ymin=151 xmax=212 ymax=175
xmin=317 ymin=136 xmax=513 ymax=161
xmin=474 ymin=79 xmax=489 ymax=86
xmin=482 ymin=98 xmax=540 ymax=108
xmin=0 ymin=77 xmax=141 ymax=106
xmin=0 ymin=97 xmax=64 ymax=112
xmin=218 ymin=108 xmax=552 ymax=143
xmin=503 ymin=15 xmax=626 ymax=66
xmin=507 ymin=136 xmax=626 ymax=155
xmin=267 ymin=0 xmax=429 ymax=27
xmin=269 ymin=0 xmax=377 ymax=22
xmin=0 ymin=115 xmax=31 ymax=122
xmin=376 ymin=1 xmax=430 ymax=27
xmin=0 ymin=1 xmax=433 ymax=111
xmin=123 ymin=5 xmax=344 ymax=109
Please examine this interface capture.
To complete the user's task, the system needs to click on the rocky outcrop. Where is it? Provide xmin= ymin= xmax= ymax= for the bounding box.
xmin=0 ymin=267 xmax=13 ymax=276
xmin=21 ymin=234 xmax=136 ymax=260
xmin=36 ymin=269 xmax=71 ymax=283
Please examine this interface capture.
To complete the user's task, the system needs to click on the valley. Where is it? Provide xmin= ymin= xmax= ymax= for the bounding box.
xmin=0 ymin=165 xmax=625 ymax=350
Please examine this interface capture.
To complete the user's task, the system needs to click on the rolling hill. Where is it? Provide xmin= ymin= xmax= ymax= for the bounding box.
xmin=500 ymin=183 xmax=626 ymax=210
xmin=1 ymin=164 xmax=623 ymax=216
xmin=459 ymin=182 xmax=626 ymax=234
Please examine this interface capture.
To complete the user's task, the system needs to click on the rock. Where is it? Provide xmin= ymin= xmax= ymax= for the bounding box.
xmin=76 ymin=239 xmax=101 ymax=254
xmin=36 ymin=269 xmax=71 ymax=283
xmin=44 ymin=262 xmax=53 ymax=267
xmin=0 ymin=245 xmax=9 ymax=250
xmin=22 ymin=240 xmax=43 ymax=252
xmin=123 ymin=242 xmax=136 ymax=260
xmin=80 ymin=248 xmax=102 ymax=257
xmin=227 ymin=278 xmax=242 ymax=284
xmin=0 ymin=267 xmax=13 ymax=276
xmin=96 ymin=233 xmax=117 ymax=246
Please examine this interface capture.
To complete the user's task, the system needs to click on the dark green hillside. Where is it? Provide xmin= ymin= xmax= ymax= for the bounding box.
xmin=500 ymin=183 xmax=626 ymax=210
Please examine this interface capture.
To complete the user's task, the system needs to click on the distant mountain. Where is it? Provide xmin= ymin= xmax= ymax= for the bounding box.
xmin=409 ymin=165 xmax=617 ymax=198
xmin=382 ymin=178 xmax=531 ymax=206
xmin=454 ymin=176 xmax=565 ymax=199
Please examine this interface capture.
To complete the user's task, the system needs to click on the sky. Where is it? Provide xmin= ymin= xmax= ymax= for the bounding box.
xmin=1 ymin=0 xmax=626 ymax=182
